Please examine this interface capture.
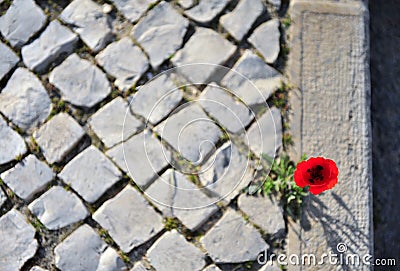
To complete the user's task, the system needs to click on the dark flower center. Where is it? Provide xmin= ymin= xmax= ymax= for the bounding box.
xmin=306 ymin=165 xmax=324 ymax=184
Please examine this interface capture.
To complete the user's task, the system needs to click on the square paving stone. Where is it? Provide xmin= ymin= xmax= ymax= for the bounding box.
xmin=95 ymin=37 xmax=149 ymax=91
xmin=111 ymin=0 xmax=157 ymax=22
xmin=155 ymin=104 xmax=222 ymax=164
xmin=199 ymin=142 xmax=253 ymax=203
xmin=0 ymin=0 xmax=46 ymax=48
xmin=89 ymin=97 xmax=144 ymax=149
xmin=29 ymin=186 xmax=88 ymax=230
xmin=184 ymin=0 xmax=230 ymax=24
xmin=0 ymin=68 xmax=52 ymax=132
xmin=106 ymin=130 xmax=171 ymax=187
xmin=49 ymin=54 xmax=111 ymax=108
xmin=0 ymin=116 xmax=27 ymax=165
xmin=221 ymin=50 xmax=282 ymax=106
xmin=131 ymin=2 xmax=189 ymax=69
xmin=59 ymin=0 xmax=113 ymax=52
xmin=1 ymin=155 xmax=54 ymax=201
xmin=146 ymin=169 xmax=219 ymax=231
xmin=248 ymin=19 xmax=281 ymax=64
xmin=199 ymin=83 xmax=254 ymax=134
xmin=220 ymin=0 xmax=264 ymax=41
xmin=238 ymin=194 xmax=285 ymax=237
xmin=21 ymin=20 xmax=78 ymax=73
xmin=33 ymin=113 xmax=85 ymax=164
xmin=93 ymin=185 xmax=164 ymax=253
xmin=129 ymin=74 xmax=183 ymax=125
xmin=171 ymin=27 xmax=236 ymax=83
xmin=59 ymin=146 xmax=122 ymax=203
xmin=147 ymin=230 xmax=206 ymax=271
xmin=246 ymin=107 xmax=282 ymax=158
xmin=200 ymin=209 xmax=268 ymax=263
xmin=55 ymin=224 xmax=126 ymax=271
xmin=0 ymin=209 xmax=38 ymax=270
xmin=0 ymin=41 xmax=19 ymax=80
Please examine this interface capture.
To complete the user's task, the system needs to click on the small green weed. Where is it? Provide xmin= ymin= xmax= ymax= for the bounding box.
xmin=163 ymin=217 xmax=179 ymax=231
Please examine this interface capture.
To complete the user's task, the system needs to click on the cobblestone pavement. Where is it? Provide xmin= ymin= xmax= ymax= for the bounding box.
xmin=0 ymin=0 xmax=289 ymax=270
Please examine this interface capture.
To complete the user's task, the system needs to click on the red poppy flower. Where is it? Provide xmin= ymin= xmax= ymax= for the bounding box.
xmin=294 ymin=157 xmax=339 ymax=195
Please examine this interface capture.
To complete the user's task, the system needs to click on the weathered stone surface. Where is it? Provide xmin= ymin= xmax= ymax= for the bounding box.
xmin=171 ymin=28 xmax=236 ymax=83
xmin=201 ymin=210 xmax=268 ymax=263
xmin=249 ymin=19 xmax=281 ymax=64
xmin=203 ymin=265 xmax=222 ymax=271
xmin=147 ymin=230 xmax=206 ymax=271
xmin=155 ymin=104 xmax=222 ymax=164
xmin=96 ymin=37 xmax=148 ymax=91
xmin=130 ymin=262 xmax=147 ymax=271
xmin=0 ymin=188 xmax=7 ymax=208
xmin=288 ymin=1 xmax=372 ymax=270
xmin=21 ymin=20 xmax=78 ymax=73
xmin=1 ymin=155 xmax=54 ymax=201
xmin=93 ymin=185 xmax=164 ymax=253
xmin=199 ymin=142 xmax=253 ymax=202
xmin=130 ymin=74 xmax=183 ymax=124
xmin=267 ymin=0 xmax=281 ymax=10
xmin=0 ymin=209 xmax=38 ymax=270
xmin=0 ymin=117 xmax=27 ymax=165
xmin=185 ymin=0 xmax=230 ymax=23
xmin=238 ymin=194 xmax=285 ymax=236
xmin=132 ymin=2 xmax=189 ymax=69
xmin=60 ymin=0 xmax=112 ymax=52
xmin=0 ymin=42 xmax=18 ymax=80
xmin=0 ymin=0 xmax=46 ymax=48
xmin=199 ymin=83 xmax=254 ymax=133
xmin=89 ymin=97 xmax=143 ymax=148
xmin=30 ymin=267 xmax=48 ymax=271
xmin=247 ymin=107 xmax=282 ymax=158
xmin=33 ymin=113 xmax=85 ymax=164
xmin=146 ymin=169 xmax=219 ymax=231
xmin=55 ymin=224 xmax=126 ymax=271
xmin=0 ymin=68 xmax=52 ymax=132
xmin=29 ymin=186 xmax=88 ymax=230
xmin=49 ymin=54 xmax=111 ymax=108
xmin=221 ymin=50 xmax=282 ymax=106
xmin=258 ymin=263 xmax=281 ymax=271
xmin=106 ymin=130 xmax=171 ymax=187
xmin=178 ymin=0 xmax=195 ymax=9
xmin=111 ymin=0 xmax=157 ymax=22
xmin=59 ymin=146 xmax=121 ymax=203
xmin=220 ymin=0 xmax=264 ymax=41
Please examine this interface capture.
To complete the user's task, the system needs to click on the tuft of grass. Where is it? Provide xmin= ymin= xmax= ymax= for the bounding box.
xmin=119 ymin=251 xmax=131 ymax=264
xmin=14 ymin=154 xmax=23 ymax=162
xmin=99 ymin=228 xmax=114 ymax=244
xmin=30 ymin=217 xmax=46 ymax=231
xmin=163 ymin=217 xmax=179 ymax=231
xmin=283 ymin=133 xmax=294 ymax=147
xmin=282 ymin=16 xmax=291 ymax=28
xmin=270 ymin=81 xmax=291 ymax=112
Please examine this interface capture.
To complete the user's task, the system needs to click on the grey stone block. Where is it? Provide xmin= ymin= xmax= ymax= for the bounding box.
xmin=111 ymin=0 xmax=157 ymax=22
xmin=201 ymin=210 xmax=268 ymax=263
xmin=0 ymin=68 xmax=52 ymax=132
xmin=93 ymin=185 xmax=164 ymax=253
xmin=220 ymin=0 xmax=264 ymax=41
xmin=21 ymin=20 xmax=78 ymax=73
xmin=60 ymin=0 xmax=112 ymax=52
xmin=0 ymin=209 xmax=38 ymax=270
xmin=247 ymin=107 xmax=282 ymax=158
xmin=0 ymin=188 xmax=7 ymax=208
xmin=106 ymin=130 xmax=171 ymax=187
xmin=0 ymin=41 xmax=19 ymax=80
xmin=59 ymin=146 xmax=122 ymax=203
xmin=0 ymin=0 xmax=46 ymax=48
xmin=33 ymin=113 xmax=85 ymax=164
xmin=0 ymin=116 xmax=27 ymax=165
xmin=155 ymin=104 xmax=222 ymax=164
xmin=171 ymin=27 xmax=236 ymax=83
xmin=49 ymin=54 xmax=111 ymax=108
xmin=178 ymin=0 xmax=195 ymax=9
xmin=29 ymin=186 xmax=88 ymax=230
xmin=199 ymin=83 xmax=254 ymax=133
xmin=146 ymin=169 xmax=219 ymax=231
xmin=221 ymin=50 xmax=282 ymax=106
xmin=89 ymin=97 xmax=143 ymax=148
xmin=55 ymin=224 xmax=126 ymax=271
xmin=129 ymin=74 xmax=183 ymax=125
xmin=131 ymin=2 xmax=189 ymax=69
xmin=185 ymin=0 xmax=230 ymax=23
xmin=147 ymin=230 xmax=206 ymax=271
xmin=1 ymin=155 xmax=54 ymax=201
xmin=96 ymin=37 xmax=149 ymax=91
xmin=267 ymin=0 xmax=281 ymax=10
xmin=249 ymin=19 xmax=281 ymax=64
